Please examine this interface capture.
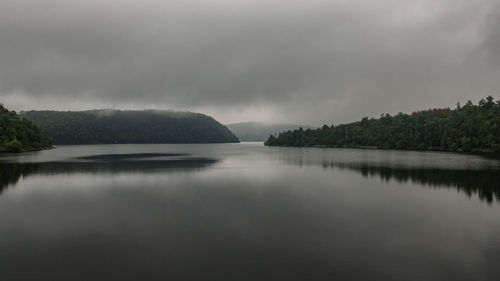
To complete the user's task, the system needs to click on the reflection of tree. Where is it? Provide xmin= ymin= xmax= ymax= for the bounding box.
xmin=332 ymin=162 xmax=500 ymax=203
xmin=0 ymin=153 xmax=219 ymax=194
xmin=280 ymin=154 xmax=500 ymax=204
xmin=0 ymin=163 xmax=40 ymax=194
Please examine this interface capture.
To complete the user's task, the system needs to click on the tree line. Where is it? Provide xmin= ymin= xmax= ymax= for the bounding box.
xmin=265 ymin=96 xmax=500 ymax=153
xmin=22 ymin=109 xmax=239 ymax=144
xmin=0 ymin=104 xmax=52 ymax=152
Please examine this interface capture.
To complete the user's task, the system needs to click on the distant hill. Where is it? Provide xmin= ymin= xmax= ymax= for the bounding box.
xmin=265 ymin=96 xmax=500 ymax=153
xmin=22 ymin=110 xmax=239 ymax=144
xmin=0 ymin=104 xmax=52 ymax=152
xmin=226 ymin=122 xmax=313 ymax=142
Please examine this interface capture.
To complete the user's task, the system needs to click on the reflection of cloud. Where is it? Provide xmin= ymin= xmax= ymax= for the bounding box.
xmin=2 ymin=153 xmax=499 ymax=281
xmin=0 ymin=153 xmax=219 ymax=194
xmin=76 ymin=153 xmax=189 ymax=161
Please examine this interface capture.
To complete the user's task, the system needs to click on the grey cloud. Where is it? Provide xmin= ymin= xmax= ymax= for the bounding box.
xmin=0 ymin=0 xmax=499 ymax=125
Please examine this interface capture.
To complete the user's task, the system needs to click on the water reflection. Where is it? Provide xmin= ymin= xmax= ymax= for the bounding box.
xmin=0 ymin=162 xmax=39 ymax=191
xmin=279 ymin=153 xmax=500 ymax=204
xmin=76 ymin=153 xmax=189 ymax=161
xmin=0 ymin=153 xmax=219 ymax=193
xmin=335 ymin=163 xmax=500 ymax=203
xmin=1 ymin=145 xmax=500 ymax=281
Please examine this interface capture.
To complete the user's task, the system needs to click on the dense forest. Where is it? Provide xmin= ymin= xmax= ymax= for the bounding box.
xmin=0 ymin=104 xmax=52 ymax=152
xmin=22 ymin=110 xmax=239 ymax=144
xmin=265 ymin=96 xmax=500 ymax=153
xmin=226 ymin=122 xmax=313 ymax=141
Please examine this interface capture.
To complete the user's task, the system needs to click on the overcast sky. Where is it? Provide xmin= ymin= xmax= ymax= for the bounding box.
xmin=1 ymin=0 xmax=499 ymax=125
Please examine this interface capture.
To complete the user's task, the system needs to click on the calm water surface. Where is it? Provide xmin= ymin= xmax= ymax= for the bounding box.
xmin=1 ymin=143 xmax=499 ymax=281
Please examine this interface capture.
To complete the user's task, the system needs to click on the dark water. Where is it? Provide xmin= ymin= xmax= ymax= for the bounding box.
xmin=1 ymin=143 xmax=499 ymax=281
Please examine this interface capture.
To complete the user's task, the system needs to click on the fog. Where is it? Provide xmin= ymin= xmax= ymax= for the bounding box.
xmin=1 ymin=0 xmax=499 ymax=125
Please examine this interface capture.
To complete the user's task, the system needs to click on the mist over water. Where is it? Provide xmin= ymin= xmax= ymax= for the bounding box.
xmin=1 ymin=143 xmax=499 ymax=281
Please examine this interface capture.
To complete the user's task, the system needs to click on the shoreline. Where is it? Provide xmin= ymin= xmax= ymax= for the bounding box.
xmin=266 ymin=144 xmax=500 ymax=156
xmin=0 ymin=146 xmax=54 ymax=154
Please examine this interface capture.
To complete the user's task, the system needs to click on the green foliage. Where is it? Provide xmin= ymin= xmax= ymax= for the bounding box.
xmin=21 ymin=110 xmax=239 ymax=144
xmin=265 ymin=96 xmax=500 ymax=153
xmin=1 ymin=140 xmax=23 ymax=153
xmin=0 ymin=104 xmax=52 ymax=153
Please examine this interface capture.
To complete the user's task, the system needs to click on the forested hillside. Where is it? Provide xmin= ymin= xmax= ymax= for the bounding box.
xmin=0 ymin=104 xmax=52 ymax=152
xmin=22 ymin=110 xmax=239 ymax=144
xmin=265 ymin=97 xmax=500 ymax=153
xmin=226 ymin=122 xmax=313 ymax=141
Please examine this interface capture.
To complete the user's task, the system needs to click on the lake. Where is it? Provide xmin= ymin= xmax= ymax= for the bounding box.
xmin=1 ymin=143 xmax=499 ymax=281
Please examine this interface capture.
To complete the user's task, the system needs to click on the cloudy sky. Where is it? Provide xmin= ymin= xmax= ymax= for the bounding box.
xmin=1 ymin=0 xmax=499 ymax=125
